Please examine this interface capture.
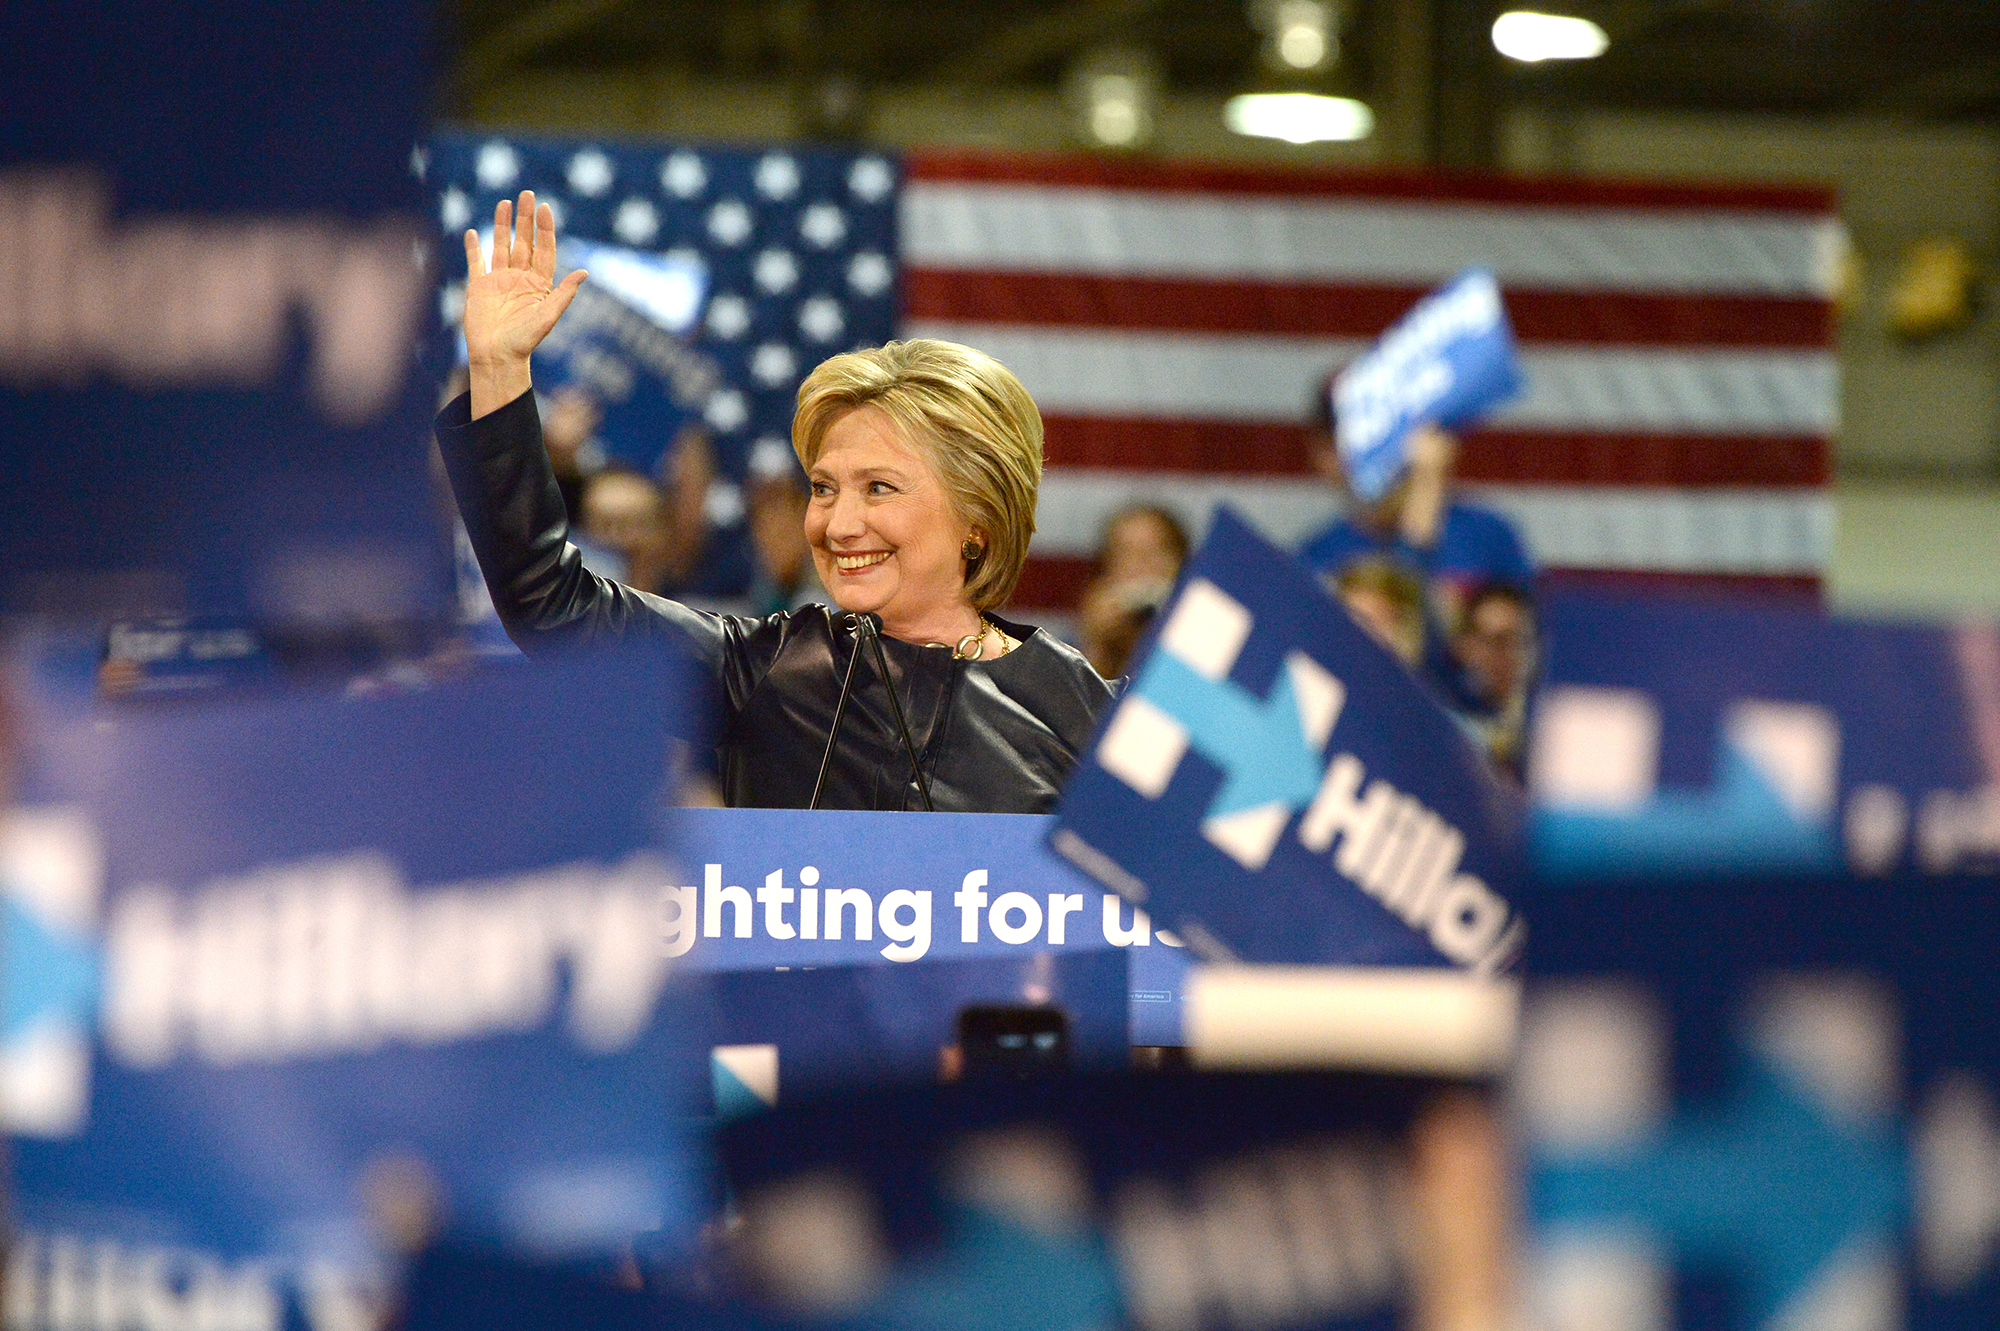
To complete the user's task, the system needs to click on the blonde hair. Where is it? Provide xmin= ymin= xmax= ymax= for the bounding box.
xmin=793 ymin=339 xmax=1042 ymax=612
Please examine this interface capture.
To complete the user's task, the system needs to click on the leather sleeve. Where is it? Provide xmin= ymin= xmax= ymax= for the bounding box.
xmin=433 ymin=388 xmax=782 ymax=711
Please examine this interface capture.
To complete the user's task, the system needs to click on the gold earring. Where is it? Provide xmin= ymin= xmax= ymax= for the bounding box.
xmin=961 ymin=538 xmax=984 ymax=562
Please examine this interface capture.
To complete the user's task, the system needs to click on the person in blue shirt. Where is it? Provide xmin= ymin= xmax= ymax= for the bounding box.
xmin=1296 ymin=373 xmax=1533 ymax=631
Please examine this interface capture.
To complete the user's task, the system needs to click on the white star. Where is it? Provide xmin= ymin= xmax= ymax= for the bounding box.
xmin=846 ymin=251 xmax=892 ymax=297
xmin=705 ymin=294 xmax=752 ymax=341
xmin=440 ymin=187 xmax=473 ymax=233
xmin=409 ymin=144 xmax=429 ymax=181
xmin=541 ymin=196 xmax=566 ymax=230
xmin=707 ymin=198 xmax=754 ymax=247
xmin=750 ymin=342 xmax=798 ymax=388
xmin=704 ymin=479 xmax=747 ymax=526
xmin=705 ymin=390 xmax=749 ymax=434
xmin=475 ymin=140 xmax=520 ymax=191
xmin=612 ymin=197 xmax=659 ymax=246
xmin=799 ymin=202 xmax=848 ymax=249
xmin=754 ymin=249 xmax=799 ymax=295
xmin=440 ymin=282 xmax=465 ymax=325
xmin=799 ymin=295 xmax=845 ymax=343
xmin=848 ymin=156 xmax=894 ymax=203
xmin=754 ymin=153 xmax=801 ymax=201
xmin=749 ymin=435 xmax=798 ymax=480
xmin=568 ymin=149 xmax=614 ymax=198
xmin=662 ymin=151 xmax=708 ymax=199
xmin=664 ymin=245 xmax=701 ymax=270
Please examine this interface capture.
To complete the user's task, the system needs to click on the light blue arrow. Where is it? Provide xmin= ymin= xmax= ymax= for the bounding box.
xmin=2 ymin=893 xmax=99 ymax=1042
xmin=1534 ymin=739 xmax=1843 ymax=879
xmin=1131 ymin=651 xmax=1326 ymax=821
xmin=1532 ymin=1061 xmax=1907 ymax=1327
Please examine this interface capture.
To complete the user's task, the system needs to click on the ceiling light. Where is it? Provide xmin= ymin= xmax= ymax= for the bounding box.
xmin=1491 ymin=11 xmax=1609 ymax=62
xmin=1225 ymin=93 xmax=1373 ymax=144
xmin=1271 ymin=0 xmax=1334 ymax=70
xmin=1069 ymin=47 xmax=1159 ymax=149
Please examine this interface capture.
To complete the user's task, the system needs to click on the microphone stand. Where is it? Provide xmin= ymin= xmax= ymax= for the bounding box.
xmin=808 ymin=613 xmax=868 ymax=810
xmin=861 ymin=615 xmax=936 ymax=812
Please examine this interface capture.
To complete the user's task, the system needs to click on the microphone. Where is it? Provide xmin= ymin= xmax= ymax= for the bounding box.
xmin=808 ymin=611 xmax=871 ymax=810
xmin=858 ymin=613 xmax=936 ymax=812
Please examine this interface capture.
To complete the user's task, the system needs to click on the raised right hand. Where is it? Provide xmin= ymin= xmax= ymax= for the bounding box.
xmin=463 ymin=190 xmax=586 ymax=416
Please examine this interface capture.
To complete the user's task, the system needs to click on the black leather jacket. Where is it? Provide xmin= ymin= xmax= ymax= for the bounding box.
xmin=435 ymin=390 xmax=1115 ymax=813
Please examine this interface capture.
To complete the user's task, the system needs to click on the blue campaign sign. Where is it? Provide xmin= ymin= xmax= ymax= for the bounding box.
xmin=1509 ymin=869 xmax=2000 ymax=1331
xmin=1527 ymin=593 xmax=1995 ymax=880
xmin=0 ymin=1 xmax=455 ymax=624
xmin=1050 ymin=509 xmax=1525 ymax=971
xmin=2 ymin=642 xmax=714 ymax=1326
xmin=668 ymin=807 xmax=1192 ymax=1045
xmin=1333 ymin=268 xmax=1523 ymax=502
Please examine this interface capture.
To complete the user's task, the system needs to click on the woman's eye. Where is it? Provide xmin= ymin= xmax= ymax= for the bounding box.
xmin=868 ymin=480 xmax=896 ymax=495
xmin=810 ymin=481 xmax=833 ymax=497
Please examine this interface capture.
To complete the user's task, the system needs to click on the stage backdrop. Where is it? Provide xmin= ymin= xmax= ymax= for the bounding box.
xmin=424 ymin=136 xmax=1840 ymax=605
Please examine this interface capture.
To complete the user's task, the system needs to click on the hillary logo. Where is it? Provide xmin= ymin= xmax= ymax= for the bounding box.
xmin=1 ymin=808 xmax=104 ymax=1140
xmin=1095 ymin=578 xmax=1346 ymax=872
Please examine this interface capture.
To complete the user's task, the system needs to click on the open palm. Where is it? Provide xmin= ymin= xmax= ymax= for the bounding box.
xmin=462 ymin=189 xmax=586 ymax=367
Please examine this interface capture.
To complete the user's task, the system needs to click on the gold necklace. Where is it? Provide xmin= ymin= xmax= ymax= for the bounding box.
xmin=950 ymin=617 xmax=1012 ymax=661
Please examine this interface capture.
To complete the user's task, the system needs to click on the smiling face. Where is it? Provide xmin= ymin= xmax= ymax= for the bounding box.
xmin=804 ymin=405 xmax=981 ymax=643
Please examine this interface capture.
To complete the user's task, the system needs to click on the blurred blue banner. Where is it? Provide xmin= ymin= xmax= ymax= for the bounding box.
xmin=1050 ymin=509 xmax=1525 ymax=970
xmin=0 ymin=0 xmax=454 ymax=626
xmin=2 ymin=643 xmax=709 ymax=1326
xmin=1528 ymin=593 xmax=1996 ymax=879
xmin=1333 ymin=268 xmax=1523 ymax=502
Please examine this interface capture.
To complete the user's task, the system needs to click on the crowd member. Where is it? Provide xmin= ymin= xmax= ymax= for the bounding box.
xmin=743 ymin=465 xmax=826 ymax=615
xmin=439 ymin=191 xmax=1112 ymax=813
xmin=538 ymin=382 xmax=607 ymax=525
xmin=578 ymin=467 xmax=674 ymax=593
xmin=1332 ymin=558 xmax=1428 ymax=671
xmin=1448 ymin=582 xmax=1538 ymax=780
xmin=1076 ymin=503 xmax=1188 ymax=678
xmin=1298 ymin=373 xmax=1533 ymax=629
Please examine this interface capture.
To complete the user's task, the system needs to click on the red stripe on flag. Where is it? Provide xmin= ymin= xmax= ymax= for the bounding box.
xmin=905 ymin=270 xmax=1832 ymax=350
xmin=904 ymin=148 xmax=1838 ymax=215
xmin=1005 ymin=555 xmax=1820 ymax=612
xmin=1039 ymin=417 xmax=1829 ymax=488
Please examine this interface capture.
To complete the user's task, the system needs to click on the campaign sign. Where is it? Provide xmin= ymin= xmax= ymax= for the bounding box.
xmin=0 ymin=1 xmax=454 ymax=624
xmin=715 ymin=1073 xmax=1447 ymax=1331
xmin=1050 ymin=509 xmax=1525 ymax=971
xmin=2 ymin=642 xmax=712 ymax=1328
xmin=1333 ymin=268 xmax=1523 ymax=502
xmin=1527 ymin=593 xmax=1998 ymax=880
xmin=670 ymin=807 xmax=1191 ymax=1046
xmin=1509 ymin=870 xmax=2000 ymax=1331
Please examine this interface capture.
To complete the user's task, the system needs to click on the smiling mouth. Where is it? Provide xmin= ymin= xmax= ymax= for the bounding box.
xmin=832 ymin=551 xmax=891 ymax=573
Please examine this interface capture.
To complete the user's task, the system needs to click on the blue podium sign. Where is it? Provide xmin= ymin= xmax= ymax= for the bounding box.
xmin=1052 ymin=510 xmax=1525 ymax=972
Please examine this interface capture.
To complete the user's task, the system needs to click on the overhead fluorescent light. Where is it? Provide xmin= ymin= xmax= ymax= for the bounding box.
xmin=1224 ymin=93 xmax=1374 ymax=145
xmin=1491 ymin=11 xmax=1609 ymax=62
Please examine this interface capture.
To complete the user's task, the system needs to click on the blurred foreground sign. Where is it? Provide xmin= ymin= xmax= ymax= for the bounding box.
xmin=1050 ymin=510 xmax=1525 ymax=970
xmin=2 ymin=643 xmax=707 ymax=1328
xmin=0 ymin=0 xmax=452 ymax=624
xmin=1528 ymin=594 xmax=2000 ymax=880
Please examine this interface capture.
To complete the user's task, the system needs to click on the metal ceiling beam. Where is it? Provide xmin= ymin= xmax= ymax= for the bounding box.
xmin=929 ymin=0 xmax=1173 ymax=85
xmin=456 ymin=0 xmax=637 ymax=94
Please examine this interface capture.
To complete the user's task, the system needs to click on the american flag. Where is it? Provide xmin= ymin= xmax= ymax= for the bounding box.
xmin=427 ymin=135 xmax=1840 ymax=608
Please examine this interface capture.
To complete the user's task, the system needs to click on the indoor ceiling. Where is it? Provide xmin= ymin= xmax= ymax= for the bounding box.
xmin=445 ymin=0 xmax=2000 ymax=123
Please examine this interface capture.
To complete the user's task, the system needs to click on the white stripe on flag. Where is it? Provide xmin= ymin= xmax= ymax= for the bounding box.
xmin=904 ymin=183 xmax=1843 ymax=297
xmin=906 ymin=321 xmax=1839 ymax=436
xmin=1032 ymin=469 xmax=1831 ymax=575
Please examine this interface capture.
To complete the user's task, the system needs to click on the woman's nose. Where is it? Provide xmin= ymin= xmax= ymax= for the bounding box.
xmin=821 ymin=490 xmax=867 ymax=542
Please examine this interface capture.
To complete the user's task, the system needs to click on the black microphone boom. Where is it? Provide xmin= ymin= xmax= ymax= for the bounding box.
xmin=808 ymin=611 xmax=869 ymax=810
xmin=860 ymin=613 xmax=937 ymax=812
